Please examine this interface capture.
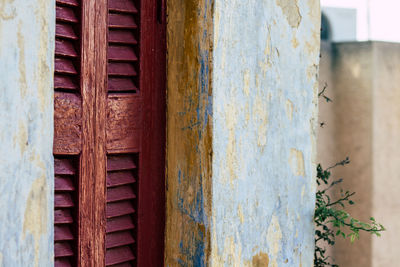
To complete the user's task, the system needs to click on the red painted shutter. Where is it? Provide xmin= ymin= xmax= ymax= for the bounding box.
xmin=53 ymin=0 xmax=165 ymax=266
xmin=54 ymin=157 xmax=79 ymax=266
xmin=105 ymin=155 xmax=138 ymax=266
xmin=54 ymin=0 xmax=81 ymax=265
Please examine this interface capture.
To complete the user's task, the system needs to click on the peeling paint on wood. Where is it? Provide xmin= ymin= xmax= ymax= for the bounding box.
xmin=165 ymin=0 xmax=213 ymax=266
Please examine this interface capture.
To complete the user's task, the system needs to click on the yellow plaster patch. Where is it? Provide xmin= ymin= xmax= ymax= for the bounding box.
xmin=285 ymin=99 xmax=294 ymax=121
xmin=224 ymin=92 xmax=239 ymax=184
xmin=259 ymin=27 xmax=272 ymax=76
xmin=245 ymin=102 xmax=250 ymax=124
xmin=0 ymin=0 xmax=16 ymax=20
xmin=289 ymin=148 xmax=305 ymax=176
xmin=276 ymin=0 xmax=302 ymax=28
xmin=23 ymin=175 xmax=48 ymax=267
xmin=243 ymin=70 xmax=250 ymax=97
xmin=13 ymin=120 xmax=28 ymax=155
xmin=264 ymin=28 xmax=271 ymax=56
xmin=238 ymin=204 xmax=244 ymax=224
xmin=267 ymin=215 xmax=282 ymax=267
xmin=292 ymin=36 xmax=299 ymax=49
xmin=252 ymin=252 xmax=269 ymax=267
xmin=36 ymin=0 xmax=52 ymax=112
xmin=308 ymin=0 xmax=321 ymax=28
xmin=17 ymin=22 xmax=27 ymax=98
xmin=253 ymin=81 xmax=268 ymax=148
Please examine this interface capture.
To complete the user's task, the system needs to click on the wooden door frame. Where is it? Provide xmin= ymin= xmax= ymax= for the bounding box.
xmin=137 ymin=0 xmax=166 ymax=266
xmin=137 ymin=0 xmax=166 ymax=267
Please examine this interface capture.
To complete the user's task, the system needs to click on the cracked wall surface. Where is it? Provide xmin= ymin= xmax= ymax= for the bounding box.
xmin=166 ymin=0 xmax=320 ymax=266
xmin=0 ymin=0 xmax=54 ymax=266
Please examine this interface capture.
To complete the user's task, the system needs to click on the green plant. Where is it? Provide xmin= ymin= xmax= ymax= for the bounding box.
xmin=314 ymin=159 xmax=385 ymax=266
xmin=314 ymin=85 xmax=385 ymax=266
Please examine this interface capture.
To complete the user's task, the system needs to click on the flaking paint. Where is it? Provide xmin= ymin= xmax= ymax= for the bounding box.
xmin=211 ymin=0 xmax=320 ymax=265
xmin=276 ymin=0 xmax=302 ymax=28
xmin=166 ymin=0 xmax=320 ymax=266
xmin=0 ymin=0 xmax=54 ymax=265
xmin=165 ymin=0 xmax=213 ymax=266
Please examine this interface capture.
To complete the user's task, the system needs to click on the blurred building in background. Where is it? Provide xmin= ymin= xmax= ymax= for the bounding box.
xmin=322 ymin=0 xmax=400 ymax=42
xmin=319 ymin=1 xmax=400 ymax=266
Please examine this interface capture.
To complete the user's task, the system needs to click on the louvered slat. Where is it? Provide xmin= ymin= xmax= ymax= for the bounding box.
xmin=107 ymin=156 xmax=136 ymax=171
xmin=108 ymin=0 xmax=139 ymax=94
xmin=55 ymin=209 xmax=74 ymax=224
xmin=54 ymin=76 xmax=78 ymax=90
xmin=56 ymin=6 xmax=79 ymax=23
xmin=54 ymin=156 xmax=78 ymax=265
xmin=56 ymin=39 xmax=78 ymax=57
xmin=55 ymin=225 xmax=74 ymax=241
xmin=55 ymin=58 xmax=78 ymax=75
xmin=108 ymin=46 xmax=137 ymax=61
xmin=56 ymin=0 xmax=79 ymax=6
xmin=55 ymin=242 xmax=74 ymax=257
xmin=106 ymin=246 xmax=135 ymax=266
xmin=108 ymin=63 xmax=137 ymax=76
xmin=106 ymin=231 xmax=135 ymax=249
xmin=109 ymin=14 xmax=137 ymax=29
xmin=109 ymin=30 xmax=137 ymax=44
xmin=55 ymin=176 xmax=75 ymax=191
xmin=55 ymin=0 xmax=80 ymax=93
xmin=108 ymin=78 xmax=137 ymax=92
xmin=107 ymin=171 xmax=136 ymax=187
xmin=107 ymin=201 xmax=135 ymax=218
xmin=55 ymin=258 xmax=73 ymax=267
xmin=55 ymin=158 xmax=76 ymax=175
xmin=106 ymin=215 xmax=135 ymax=233
xmin=109 ymin=0 xmax=138 ymax=13
xmin=107 ymin=185 xmax=136 ymax=202
xmin=105 ymin=154 xmax=137 ymax=265
xmin=55 ymin=193 xmax=74 ymax=208
xmin=56 ymin=24 xmax=78 ymax=40
xmin=108 ymin=263 xmax=133 ymax=267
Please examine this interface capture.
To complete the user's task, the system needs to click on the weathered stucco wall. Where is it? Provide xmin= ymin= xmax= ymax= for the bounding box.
xmin=0 ymin=0 xmax=55 ymax=266
xmin=166 ymin=0 xmax=320 ymax=266
xmin=211 ymin=0 xmax=320 ymax=266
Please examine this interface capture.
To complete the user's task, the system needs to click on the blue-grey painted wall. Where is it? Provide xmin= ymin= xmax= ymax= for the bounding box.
xmin=0 ymin=0 xmax=55 ymax=266
xmin=166 ymin=0 xmax=320 ymax=266
xmin=211 ymin=0 xmax=320 ymax=265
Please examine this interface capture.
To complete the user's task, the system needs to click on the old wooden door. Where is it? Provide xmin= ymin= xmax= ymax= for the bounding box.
xmin=53 ymin=0 xmax=165 ymax=266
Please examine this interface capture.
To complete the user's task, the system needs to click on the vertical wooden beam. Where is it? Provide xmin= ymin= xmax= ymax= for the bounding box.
xmin=80 ymin=0 xmax=108 ymax=265
xmin=79 ymin=0 xmax=95 ymax=265
xmin=137 ymin=0 xmax=166 ymax=266
xmin=93 ymin=0 xmax=108 ymax=265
